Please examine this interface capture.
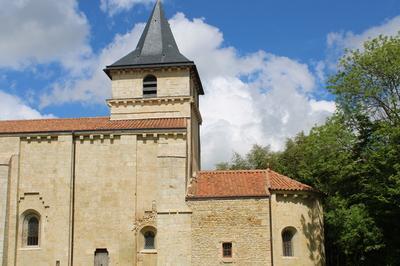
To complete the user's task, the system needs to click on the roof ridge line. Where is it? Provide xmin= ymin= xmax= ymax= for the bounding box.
xmin=0 ymin=116 xmax=110 ymax=123
xmin=0 ymin=117 xmax=187 ymax=123
xmin=265 ymin=168 xmax=272 ymax=191
xmin=199 ymin=169 xmax=268 ymax=173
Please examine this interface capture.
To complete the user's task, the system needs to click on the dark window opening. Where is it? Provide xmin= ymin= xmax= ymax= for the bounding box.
xmin=282 ymin=230 xmax=294 ymax=257
xmin=94 ymin=249 xmax=109 ymax=266
xmin=144 ymin=231 xmax=155 ymax=249
xmin=27 ymin=217 xmax=39 ymax=246
xmin=222 ymin=242 xmax=232 ymax=258
xmin=143 ymin=75 xmax=157 ymax=98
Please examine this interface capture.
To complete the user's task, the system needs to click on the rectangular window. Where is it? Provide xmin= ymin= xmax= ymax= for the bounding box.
xmin=222 ymin=242 xmax=232 ymax=258
xmin=94 ymin=249 xmax=109 ymax=266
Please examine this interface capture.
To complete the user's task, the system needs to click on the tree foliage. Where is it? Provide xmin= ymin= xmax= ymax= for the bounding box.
xmin=216 ymin=34 xmax=400 ymax=265
xmin=329 ymin=34 xmax=400 ymax=125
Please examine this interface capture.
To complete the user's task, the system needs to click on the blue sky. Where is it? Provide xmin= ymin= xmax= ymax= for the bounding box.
xmin=0 ymin=0 xmax=399 ymax=168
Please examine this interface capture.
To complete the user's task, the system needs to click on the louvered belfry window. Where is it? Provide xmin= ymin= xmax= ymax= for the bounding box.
xmin=27 ymin=217 xmax=39 ymax=246
xmin=144 ymin=231 xmax=155 ymax=249
xmin=143 ymin=75 xmax=157 ymax=98
xmin=282 ymin=230 xmax=294 ymax=257
xmin=222 ymin=242 xmax=232 ymax=258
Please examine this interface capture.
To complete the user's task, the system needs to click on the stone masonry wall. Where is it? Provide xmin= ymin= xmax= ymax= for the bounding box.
xmin=0 ymin=160 xmax=9 ymax=266
xmin=109 ymin=69 xmax=192 ymax=121
xmin=111 ymin=69 xmax=190 ymax=99
xmin=0 ymin=137 xmax=20 ymax=266
xmin=16 ymin=136 xmax=73 ymax=266
xmin=136 ymin=134 xmax=192 ymax=266
xmin=271 ymin=193 xmax=325 ymax=266
xmin=189 ymin=198 xmax=272 ymax=266
xmin=73 ymin=134 xmax=137 ymax=266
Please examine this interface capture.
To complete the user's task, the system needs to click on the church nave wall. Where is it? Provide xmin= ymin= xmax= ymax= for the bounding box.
xmin=16 ymin=135 xmax=73 ymax=266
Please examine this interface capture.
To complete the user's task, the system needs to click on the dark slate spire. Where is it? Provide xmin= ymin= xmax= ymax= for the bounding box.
xmin=108 ymin=0 xmax=191 ymax=67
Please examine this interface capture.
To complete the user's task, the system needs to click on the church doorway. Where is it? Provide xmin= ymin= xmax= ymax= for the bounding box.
xmin=94 ymin=249 xmax=109 ymax=266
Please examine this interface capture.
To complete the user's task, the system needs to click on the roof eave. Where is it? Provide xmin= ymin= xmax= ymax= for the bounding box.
xmin=186 ymin=195 xmax=270 ymax=201
xmin=104 ymin=61 xmax=195 ymax=78
xmin=269 ymin=188 xmax=324 ymax=196
xmin=0 ymin=127 xmax=187 ymax=137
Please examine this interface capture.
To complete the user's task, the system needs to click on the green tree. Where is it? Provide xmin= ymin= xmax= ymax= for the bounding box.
xmin=215 ymin=144 xmax=281 ymax=170
xmin=328 ymin=33 xmax=400 ymax=264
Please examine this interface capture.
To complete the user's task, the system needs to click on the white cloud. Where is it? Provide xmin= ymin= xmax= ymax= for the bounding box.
xmin=310 ymin=100 xmax=336 ymax=113
xmin=0 ymin=90 xmax=53 ymax=120
xmin=326 ymin=16 xmax=400 ymax=69
xmin=327 ymin=16 xmax=400 ymax=50
xmin=41 ymin=12 xmax=335 ymax=169
xmin=40 ymin=24 xmax=146 ymax=107
xmin=100 ymin=0 xmax=155 ymax=16
xmin=0 ymin=0 xmax=91 ymax=71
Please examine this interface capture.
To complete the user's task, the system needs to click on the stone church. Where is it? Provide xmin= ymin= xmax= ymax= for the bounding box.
xmin=0 ymin=1 xmax=324 ymax=265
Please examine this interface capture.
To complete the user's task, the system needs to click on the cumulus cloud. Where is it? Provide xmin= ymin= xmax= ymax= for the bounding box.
xmin=169 ymin=14 xmax=334 ymax=168
xmin=100 ymin=0 xmax=155 ymax=16
xmin=40 ymin=24 xmax=146 ymax=107
xmin=0 ymin=90 xmax=53 ymax=120
xmin=0 ymin=0 xmax=91 ymax=71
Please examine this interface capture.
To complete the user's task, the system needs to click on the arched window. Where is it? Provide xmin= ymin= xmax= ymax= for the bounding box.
xmin=143 ymin=75 xmax=157 ymax=98
xmin=282 ymin=228 xmax=295 ymax=257
xmin=27 ymin=217 xmax=39 ymax=246
xmin=22 ymin=213 xmax=40 ymax=247
xmin=144 ymin=231 xmax=155 ymax=249
xmin=140 ymin=226 xmax=157 ymax=250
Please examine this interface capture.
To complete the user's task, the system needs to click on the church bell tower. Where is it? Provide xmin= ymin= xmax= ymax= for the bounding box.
xmin=104 ymin=0 xmax=203 ymax=172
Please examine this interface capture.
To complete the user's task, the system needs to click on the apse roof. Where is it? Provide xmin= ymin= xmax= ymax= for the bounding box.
xmin=187 ymin=169 xmax=315 ymax=199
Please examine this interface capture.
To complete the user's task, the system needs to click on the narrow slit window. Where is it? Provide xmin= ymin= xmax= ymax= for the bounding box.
xmin=27 ymin=217 xmax=39 ymax=246
xmin=143 ymin=75 xmax=157 ymax=98
xmin=222 ymin=242 xmax=232 ymax=258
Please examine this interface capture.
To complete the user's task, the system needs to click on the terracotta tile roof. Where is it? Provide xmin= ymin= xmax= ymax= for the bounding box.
xmin=187 ymin=169 xmax=314 ymax=199
xmin=188 ymin=170 xmax=270 ymax=198
xmin=0 ymin=117 xmax=186 ymax=134
xmin=268 ymin=170 xmax=313 ymax=192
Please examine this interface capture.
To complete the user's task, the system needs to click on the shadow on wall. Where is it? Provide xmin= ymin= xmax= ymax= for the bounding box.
xmin=300 ymin=202 xmax=326 ymax=266
xmin=276 ymin=195 xmax=326 ymax=265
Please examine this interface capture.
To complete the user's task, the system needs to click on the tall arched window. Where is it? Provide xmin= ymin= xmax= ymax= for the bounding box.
xmin=22 ymin=213 xmax=40 ymax=247
xmin=143 ymin=75 xmax=157 ymax=98
xmin=282 ymin=228 xmax=295 ymax=257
